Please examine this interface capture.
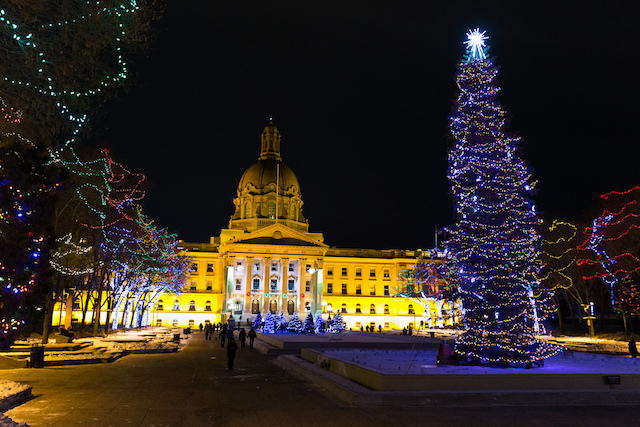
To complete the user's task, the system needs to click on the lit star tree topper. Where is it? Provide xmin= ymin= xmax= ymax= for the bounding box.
xmin=446 ymin=29 xmax=559 ymax=367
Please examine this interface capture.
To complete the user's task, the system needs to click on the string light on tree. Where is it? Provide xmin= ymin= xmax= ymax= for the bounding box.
xmin=445 ymin=29 xmax=559 ymax=367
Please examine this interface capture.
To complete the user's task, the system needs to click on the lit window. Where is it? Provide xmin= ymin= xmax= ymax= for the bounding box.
xmin=341 ymin=303 xmax=347 ymax=313
xmin=370 ymin=304 xmax=376 ymax=314
xmin=189 ymin=300 xmax=196 ymax=311
xmin=408 ymin=304 xmax=415 ymax=314
xmin=173 ymin=300 xmax=180 ymax=311
xmin=355 ymin=304 xmax=361 ymax=314
xmin=157 ymin=300 xmax=164 ymax=311
xmin=189 ymin=319 xmax=195 ymax=326
xmin=384 ymin=304 xmax=390 ymax=314
xmin=206 ymin=263 xmax=214 ymax=273
xmin=205 ymin=301 xmax=211 ymax=311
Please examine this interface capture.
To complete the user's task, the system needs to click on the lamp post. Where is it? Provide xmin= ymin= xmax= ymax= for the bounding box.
xmin=327 ymin=303 xmax=333 ymax=320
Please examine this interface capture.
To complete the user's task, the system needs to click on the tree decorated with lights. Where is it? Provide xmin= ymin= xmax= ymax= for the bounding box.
xmin=287 ymin=312 xmax=303 ymax=333
xmin=577 ymin=186 xmax=640 ymax=335
xmin=329 ymin=311 xmax=346 ymax=332
xmin=276 ymin=310 xmax=287 ymax=333
xmin=263 ymin=311 xmax=276 ymax=334
xmin=446 ymin=29 xmax=558 ymax=367
xmin=314 ymin=313 xmax=325 ymax=333
xmin=303 ymin=311 xmax=315 ymax=333
xmin=252 ymin=312 xmax=263 ymax=330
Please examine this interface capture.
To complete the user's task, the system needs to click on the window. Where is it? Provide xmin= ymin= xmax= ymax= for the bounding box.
xmin=341 ymin=303 xmax=347 ymax=313
xmin=157 ymin=299 xmax=164 ymax=311
xmin=287 ymin=300 xmax=295 ymax=315
xmin=355 ymin=284 xmax=361 ymax=295
xmin=173 ymin=300 xmax=180 ymax=311
xmin=268 ymin=201 xmax=276 ymax=219
xmin=355 ymin=304 xmax=362 ymax=314
xmin=288 ymin=278 xmax=295 ymax=291
xmin=341 ymin=283 xmax=347 ymax=295
xmin=384 ymin=285 xmax=390 ymax=296
xmin=190 ymin=262 xmax=198 ymax=273
xmin=156 ymin=319 xmax=163 ymax=326
xmin=190 ymin=280 xmax=197 ymax=292
xmin=327 ymin=267 xmax=334 ymax=277
xmin=383 ymin=269 xmax=390 ymax=278
xmin=289 ymin=263 xmax=295 ymax=272
xmin=327 ymin=283 xmax=333 ymax=294
xmin=408 ymin=304 xmax=415 ymax=314
xmin=305 ymin=301 xmax=311 ymax=312
xmin=172 ymin=319 xmax=179 ymax=327
xmin=235 ymin=279 xmax=242 ymax=291
xmin=271 ymin=262 xmax=278 ymax=272
xmin=252 ymin=299 xmax=260 ymax=314
xmin=255 ymin=263 xmax=260 ymax=271
xmin=269 ymin=299 xmax=277 ymax=313
xmin=189 ymin=319 xmax=195 ymax=327
xmin=270 ymin=279 xmax=278 ymax=292
xmin=253 ymin=278 xmax=260 ymax=290
xmin=370 ymin=268 xmax=376 ymax=278
xmin=355 ymin=267 xmax=362 ymax=277
xmin=305 ymin=264 xmax=311 ymax=273
xmin=356 ymin=322 xmax=361 ymax=329
xmin=205 ymin=301 xmax=211 ymax=311
xmin=369 ymin=322 xmax=376 ymax=330
xmin=384 ymin=304 xmax=390 ymax=314
xmin=370 ymin=304 xmax=376 ymax=314
xmin=206 ymin=263 xmax=214 ymax=273
xmin=305 ymin=281 xmax=311 ymax=293
xmin=384 ymin=322 xmax=389 ymax=329
xmin=189 ymin=300 xmax=196 ymax=311
xmin=341 ymin=267 xmax=348 ymax=277
xmin=206 ymin=280 xmax=212 ymax=292
xmin=370 ymin=284 xmax=376 ymax=295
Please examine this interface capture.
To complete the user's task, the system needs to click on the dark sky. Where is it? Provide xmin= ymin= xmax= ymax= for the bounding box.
xmin=99 ymin=1 xmax=640 ymax=250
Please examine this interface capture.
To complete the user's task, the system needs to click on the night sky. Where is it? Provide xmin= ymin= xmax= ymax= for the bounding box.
xmin=98 ymin=1 xmax=640 ymax=250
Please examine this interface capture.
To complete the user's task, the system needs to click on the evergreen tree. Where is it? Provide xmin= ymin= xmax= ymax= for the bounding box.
xmin=252 ymin=312 xmax=263 ymax=330
xmin=264 ymin=311 xmax=275 ymax=334
xmin=276 ymin=310 xmax=287 ymax=333
xmin=446 ymin=29 xmax=558 ymax=367
xmin=314 ymin=313 xmax=325 ymax=333
xmin=329 ymin=311 xmax=346 ymax=332
xmin=303 ymin=312 xmax=315 ymax=333
xmin=287 ymin=312 xmax=303 ymax=333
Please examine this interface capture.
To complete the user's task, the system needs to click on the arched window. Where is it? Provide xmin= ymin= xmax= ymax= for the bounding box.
xmin=173 ymin=300 xmax=180 ymax=311
xmin=244 ymin=201 xmax=251 ymax=218
xmin=157 ymin=300 xmax=164 ymax=311
xmin=370 ymin=304 xmax=376 ymax=314
xmin=384 ymin=304 xmax=389 ymax=314
xmin=355 ymin=304 xmax=361 ymax=314
xmin=234 ymin=301 xmax=242 ymax=313
xmin=251 ymin=299 xmax=260 ymax=314
xmin=268 ymin=200 xmax=276 ymax=219
xmin=341 ymin=303 xmax=347 ymax=313
xmin=408 ymin=304 xmax=415 ymax=314
xmin=269 ymin=299 xmax=278 ymax=313
xmin=189 ymin=300 xmax=196 ymax=311
xmin=205 ymin=301 xmax=211 ymax=311
xmin=287 ymin=300 xmax=295 ymax=315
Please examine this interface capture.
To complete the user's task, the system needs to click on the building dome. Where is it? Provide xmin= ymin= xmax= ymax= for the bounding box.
xmin=229 ymin=121 xmax=308 ymax=233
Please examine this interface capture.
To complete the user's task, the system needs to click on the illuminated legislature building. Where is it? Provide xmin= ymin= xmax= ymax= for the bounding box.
xmin=150 ymin=121 xmax=458 ymax=331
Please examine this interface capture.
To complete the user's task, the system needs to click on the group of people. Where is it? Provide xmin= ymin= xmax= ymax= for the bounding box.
xmin=199 ymin=322 xmax=257 ymax=369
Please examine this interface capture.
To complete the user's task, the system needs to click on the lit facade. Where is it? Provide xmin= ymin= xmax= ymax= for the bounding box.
xmin=54 ymin=122 xmax=459 ymax=330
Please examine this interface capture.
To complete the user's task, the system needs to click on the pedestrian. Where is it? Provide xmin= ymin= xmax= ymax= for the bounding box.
xmin=204 ymin=324 xmax=210 ymax=340
xmin=226 ymin=337 xmax=238 ymax=370
xmin=220 ymin=326 xmax=226 ymax=347
xmin=199 ymin=323 xmax=203 ymax=334
xmin=238 ymin=328 xmax=247 ymax=348
xmin=630 ymin=337 xmax=638 ymax=358
xmin=378 ymin=324 xmax=382 ymax=333
xmin=402 ymin=327 xmax=407 ymax=335
xmin=408 ymin=325 xmax=413 ymax=336
xmin=248 ymin=327 xmax=257 ymax=349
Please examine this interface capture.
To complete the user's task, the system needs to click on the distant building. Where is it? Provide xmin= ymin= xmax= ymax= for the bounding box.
xmin=54 ymin=122 xmax=459 ymax=330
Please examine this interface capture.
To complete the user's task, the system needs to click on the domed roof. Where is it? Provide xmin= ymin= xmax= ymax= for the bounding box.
xmin=237 ymin=157 xmax=300 ymax=194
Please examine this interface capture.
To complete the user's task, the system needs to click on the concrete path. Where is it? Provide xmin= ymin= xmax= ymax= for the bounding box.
xmin=3 ymin=333 xmax=640 ymax=426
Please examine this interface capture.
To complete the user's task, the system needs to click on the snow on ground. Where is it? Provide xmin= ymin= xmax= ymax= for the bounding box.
xmin=320 ymin=347 xmax=640 ymax=375
xmin=0 ymin=382 xmax=28 ymax=402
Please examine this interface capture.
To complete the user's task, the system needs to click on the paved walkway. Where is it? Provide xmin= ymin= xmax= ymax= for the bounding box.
xmin=3 ymin=333 xmax=640 ymax=426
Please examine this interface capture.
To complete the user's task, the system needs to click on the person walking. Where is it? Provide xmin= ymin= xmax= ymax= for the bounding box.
xmin=629 ymin=337 xmax=638 ymax=358
xmin=226 ymin=337 xmax=238 ymax=370
xmin=238 ymin=328 xmax=247 ymax=348
xmin=248 ymin=327 xmax=257 ymax=349
xmin=220 ymin=324 xmax=227 ymax=347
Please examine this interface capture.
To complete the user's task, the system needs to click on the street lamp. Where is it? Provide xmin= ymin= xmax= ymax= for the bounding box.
xmin=327 ymin=303 xmax=333 ymax=320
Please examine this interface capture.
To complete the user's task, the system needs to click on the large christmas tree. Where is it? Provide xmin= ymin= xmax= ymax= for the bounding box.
xmin=446 ymin=29 xmax=558 ymax=367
